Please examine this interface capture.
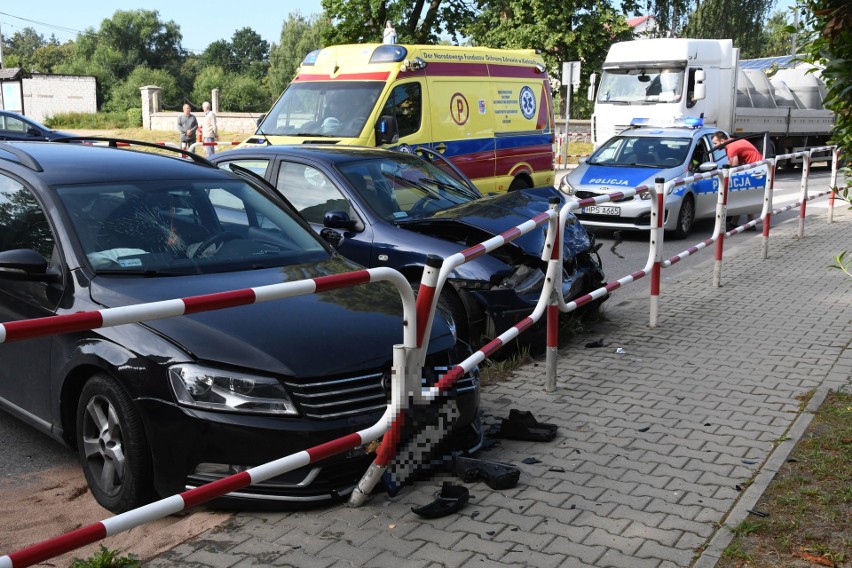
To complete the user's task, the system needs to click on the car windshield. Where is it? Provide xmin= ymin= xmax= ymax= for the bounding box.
xmin=55 ymin=178 xmax=328 ymax=275
xmin=589 ymin=135 xmax=692 ymax=168
xmin=258 ymin=82 xmax=384 ymax=138
xmin=336 ymin=154 xmax=480 ymax=221
xmin=597 ymin=67 xmax=685 ymax=103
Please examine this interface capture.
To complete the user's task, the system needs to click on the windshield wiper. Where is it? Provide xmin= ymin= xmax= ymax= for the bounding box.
xmin=417 ymin=177 xmax=479 ymax=199
xmin=94 ymin=268 xmax=183 ymax=277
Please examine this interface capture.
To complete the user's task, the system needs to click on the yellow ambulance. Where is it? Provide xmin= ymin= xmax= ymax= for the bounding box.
xmin=245 ymin=44 xmax=556 ymax=193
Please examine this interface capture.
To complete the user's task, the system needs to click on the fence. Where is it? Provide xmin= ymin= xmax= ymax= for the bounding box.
xmin=0 ymin=143 xmax=842 ymax=567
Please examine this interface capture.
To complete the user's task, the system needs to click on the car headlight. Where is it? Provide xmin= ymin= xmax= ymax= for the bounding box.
xmin=558 ymin=176 xmax=576 ymax=196
xmin=498 ymin=264 xmax=545 ymax=295
xmin=169 ymin=364 xmax=298 ymax=415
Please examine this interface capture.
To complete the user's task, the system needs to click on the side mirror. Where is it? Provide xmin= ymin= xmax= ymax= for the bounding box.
xmin=375 ymin=115 xmax=399 ymax=145
xmin=27 ymin=127 xmax=42 ymax=137
xmin=694 ymin=69 xmax=706 ymax=101
xmin=587 ymin=73 xmax=597 ymax=101
xmin=320 ymin=227 xmax=343 ymax=248
xmin=0 ymin=248 xmax=53 ymax=281
xmin=255 ymin=114 xmax=266 ymax=127
xmin=323 ymin=210 xmax=357 ymax=231
xmin=698 ymin=161 xmax=717 ymax=172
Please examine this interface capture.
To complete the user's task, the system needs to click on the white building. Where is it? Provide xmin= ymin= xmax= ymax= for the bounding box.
xmin=0 ymin=67 xmax=97 ymax=122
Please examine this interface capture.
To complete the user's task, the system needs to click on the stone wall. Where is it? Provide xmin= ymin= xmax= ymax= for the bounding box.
xmin=141 ymin=85 xmax=259 ymax=134
xmin=22 ymin=75 xmax=97 ymax=122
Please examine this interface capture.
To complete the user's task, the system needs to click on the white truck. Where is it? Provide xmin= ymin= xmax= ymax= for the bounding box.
xmin=589 ymin=38 xmax=835 ymax=163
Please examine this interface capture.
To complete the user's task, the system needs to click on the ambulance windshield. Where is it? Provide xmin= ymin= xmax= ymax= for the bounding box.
xmin=597 ymin=68 xmax=684 ymax=104
xmin=258 ymin=82 xmax=384 ymax=138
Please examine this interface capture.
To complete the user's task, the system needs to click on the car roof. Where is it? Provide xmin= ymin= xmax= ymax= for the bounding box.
xmin=618 ymin=126 xmax=719 ymax=139
xmin=214 ymin=144 xmax=402 ymax=165
xmin=0 ymin=141 xmax=224 ymax=185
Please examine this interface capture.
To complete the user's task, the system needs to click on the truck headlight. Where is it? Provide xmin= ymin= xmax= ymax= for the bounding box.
xmin=558 ymin=177 xmax=576 ymax=196
xmin=170 ymin=364 xmax=298 ymax=415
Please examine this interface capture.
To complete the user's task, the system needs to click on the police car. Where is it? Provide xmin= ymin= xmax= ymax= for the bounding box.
xmin=559 ymin=118 xmax=768 ymax=238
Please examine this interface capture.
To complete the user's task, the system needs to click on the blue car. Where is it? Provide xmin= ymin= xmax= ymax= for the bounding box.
xmin=559 ymin=120 xmax=769 ymax=238
xmin=212 ymin=146 xmax=606 ymax=346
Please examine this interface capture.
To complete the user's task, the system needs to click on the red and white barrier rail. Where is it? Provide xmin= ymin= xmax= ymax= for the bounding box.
xmin=0 ymin=267 xmax=422 ymax=568
xmin=188 ymin=140 xmax=243 ymax=153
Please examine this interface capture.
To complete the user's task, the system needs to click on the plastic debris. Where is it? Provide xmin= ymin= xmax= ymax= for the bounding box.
xmin=494 ymin=409 xmax=558 ymax=442
xmin=585 ymin=339 xmax=606 ymax=348
xmin=615 ymin=347 xmax=626 ymax=354
xmin=411 ymin=482 xmax=469 ymax=519
xmin=637 ymin=426 xmax=651 ymax=432
xmin=747 ymin=509 xmax=769 ymax=517
xmin=452 ymin=456 xmax=520 ymax=490
xmin=522 ymin=457 xmax=542 ymax=465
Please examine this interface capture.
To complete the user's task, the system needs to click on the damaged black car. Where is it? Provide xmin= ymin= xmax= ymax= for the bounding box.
xmin=212 ymin=146 xmax=606 ymax=346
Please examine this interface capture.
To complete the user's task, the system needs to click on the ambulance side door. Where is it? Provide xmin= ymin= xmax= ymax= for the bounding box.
xmin=426 ymin=76 xmax=496 ymax=194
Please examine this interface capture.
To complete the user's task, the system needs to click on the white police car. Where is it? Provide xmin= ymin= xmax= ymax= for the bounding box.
xmin=559 ymin=118 xmax=768 ymax=238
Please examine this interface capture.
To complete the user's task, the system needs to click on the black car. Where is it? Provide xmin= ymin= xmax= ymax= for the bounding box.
xmin=211 ymin=146 xmax=606 ymax=346
xmin=0 ymin=140 xmax=480 ymax=513
xmin=0 ymin=110 xmax=74 ymax=141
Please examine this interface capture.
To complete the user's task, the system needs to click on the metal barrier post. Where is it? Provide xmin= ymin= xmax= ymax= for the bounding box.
xmin=762 ymin=157 xmax=777 ymax=259
xmin=798 ymin=151 xmax=811 ymax=238
xmin=544 ymin=197 xmax=562 ymax=392
xmin=649 ymin=178 xmax=665 ymax=328
xmin=713 ymin=166 xmax=730 ymax=288
xmin=828 ymin=147 xmax=839 ymax=224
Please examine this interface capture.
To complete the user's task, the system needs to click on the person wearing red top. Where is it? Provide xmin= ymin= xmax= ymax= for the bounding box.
xmin=711 ymin=131 xmax=762 ymax=165
xmin=711 ymin=131 xmax=763 ymax=230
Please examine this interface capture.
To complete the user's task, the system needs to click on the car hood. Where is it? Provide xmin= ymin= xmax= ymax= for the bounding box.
xmin=399 ymin=186 xmax=594 ymax=260
xmin=89 ymin=260 xmax=452 ymax=377
xmin=568 ymin=164 xmax=684 ymax=191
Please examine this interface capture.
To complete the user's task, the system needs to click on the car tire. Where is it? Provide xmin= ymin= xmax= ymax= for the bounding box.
xmin=670 ymin=194 xmax=695 ymax=239
xmin=77 ymin=373 xmax=154 ymax=513
xmin=507 ymin=176 xmax=532 ymax=192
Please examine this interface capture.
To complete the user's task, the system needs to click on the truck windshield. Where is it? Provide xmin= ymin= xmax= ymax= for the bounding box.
xmin=597 ymin=68 xmax=685 ymax=104
xmin=257 ymin=82 xmax=384 ymax=138
xmin=589 ymin=135 xmax=691 ymax=168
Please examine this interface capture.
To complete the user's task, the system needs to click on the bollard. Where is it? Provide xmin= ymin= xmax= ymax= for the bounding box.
xmin=828 ymin=147 xmax=839 ymax=224
xmin=798 ymin=152 xmax=811 ymax=238
xmin=648 ymin=178 xmax=665 ymax=328
xmin=762 ymin=157 xmax=777 ymax=259
xmin=713 ymin=166 xmax=730 ymax=288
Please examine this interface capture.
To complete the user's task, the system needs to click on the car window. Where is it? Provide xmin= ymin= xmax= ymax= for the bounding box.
xmin=338 ymin=155 xmax=475 ymax=221
xmin=380 ymin=82 xmax=422 ymax=139
xmin=591 ymin=136 xmax=691 ymax=168
xmin=0 ymin=116 xmax=28 ymax=133
xmin=0 ymin=173 xmax=55 ymax=261
xmin=217 ymin=159 xmax=270 ymax=177
xmin=275 ymin=162 xmax=349 ymax=224
xmin=55 ymin=178 xmax=327 ymax=274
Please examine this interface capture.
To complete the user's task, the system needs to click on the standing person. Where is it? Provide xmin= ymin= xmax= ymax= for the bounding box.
xmin=711 ymin=131 xmax=763 ymax=229
xmin=177 ymin=103 xmax=198 ymax=152
xmin=201 ymin=101 xmax=218 ymax=157
xmin=382 ymin=21 xmax=397 ymax=44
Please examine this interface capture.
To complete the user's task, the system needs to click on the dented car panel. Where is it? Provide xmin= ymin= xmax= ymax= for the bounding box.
xmin=211 ymin=146 xmax=606 ymax=346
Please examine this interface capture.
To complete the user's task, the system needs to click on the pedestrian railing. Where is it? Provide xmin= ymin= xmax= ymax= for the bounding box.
xmin=0 ymin=143 xmax=842 ymax=567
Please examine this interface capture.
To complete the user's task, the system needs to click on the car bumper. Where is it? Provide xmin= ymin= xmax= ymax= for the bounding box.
xmin=572 ymin=193 xmax=682 ymax=232
xmin=138 ymin=375 xmax=481 ymax=507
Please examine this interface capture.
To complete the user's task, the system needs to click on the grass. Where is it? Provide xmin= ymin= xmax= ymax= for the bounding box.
xmin=70 ymin=545 xmax=140 ymax=568
xmin=717 ymin=389 xmax=852 ymax=568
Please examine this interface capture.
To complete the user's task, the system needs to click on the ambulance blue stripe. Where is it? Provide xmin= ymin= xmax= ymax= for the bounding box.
xmin=495 ymin=133 xmax=552 ymax=150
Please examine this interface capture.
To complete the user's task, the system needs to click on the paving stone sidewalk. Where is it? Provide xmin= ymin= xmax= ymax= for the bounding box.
xmin=148 ymin=204 xmax=851 ymax=568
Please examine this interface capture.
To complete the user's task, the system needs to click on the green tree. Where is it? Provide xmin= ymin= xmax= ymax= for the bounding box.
xmin=682 ymin=0 xmax=775 ymax=57
xmin=220 ymin=73 xmax=274 ymax=112
xmin=203 ymin=40 xmax=234 ymax=69
xmin=757 ymin=10 xmax=794 ymax=57
xmin=192 ymin=66 xmax=227 ymax=106
xmin=3 ymin=27 xmax=47 ymax=70
xmin=320 ymin=0 xmax=476 ymax=45
xmin=30 ymin=41 xmax=75 ymax=74
xmin=54 ymin=9 xmax=184 ymax=108
xmin=637 ymin=0 xmax=693 ymax=36
xmin=104 ymin=66 xmax=180 ymax=112
xmin=268 ymin=13 xmax=327 ymax=96
xmin=467 ymin=0 xmax=633 ymax=119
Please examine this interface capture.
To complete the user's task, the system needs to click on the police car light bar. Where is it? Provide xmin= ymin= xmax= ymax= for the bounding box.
xmin=629 ymin=117 xmax=704 ymax=128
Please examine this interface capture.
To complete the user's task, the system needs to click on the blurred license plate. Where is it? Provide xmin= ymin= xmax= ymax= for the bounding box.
xmin=582 ymin=206 xmax=620 ymax=216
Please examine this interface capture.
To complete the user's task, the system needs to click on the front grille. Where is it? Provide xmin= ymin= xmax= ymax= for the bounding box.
xmin=576 ymin=190 xmax=634 ymax=203
xmin=284 ymin=366 xmax=479 ymax=420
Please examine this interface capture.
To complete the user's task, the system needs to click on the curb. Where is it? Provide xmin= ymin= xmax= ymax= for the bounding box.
xmin=692 ymin=383 xmax=837 ymax=567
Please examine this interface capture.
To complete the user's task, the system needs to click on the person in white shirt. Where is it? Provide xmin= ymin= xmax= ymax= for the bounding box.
xmin=201 ymin=101 xmax=218 ymax=156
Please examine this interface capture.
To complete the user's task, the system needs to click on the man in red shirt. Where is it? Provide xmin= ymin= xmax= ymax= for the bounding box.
xmin=711 ymin=132 xmax=763 ymax=230
xmin=711 ymin=131 xmax=762 ymax=165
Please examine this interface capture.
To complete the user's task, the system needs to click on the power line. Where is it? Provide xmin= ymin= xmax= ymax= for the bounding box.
xmin=0 ymin=11 xmax=85 ymax=37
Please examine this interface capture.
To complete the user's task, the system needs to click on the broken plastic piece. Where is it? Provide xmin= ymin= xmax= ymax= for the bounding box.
xmin=494 ymin=409 xmax=558 ymax=442
xmin=615 ymin=347 xmax=626 ymax=354
xmin=585 ymin=339 xmax=606 ymax=348
xmin=411 ymin=482 xmax=469 ymax=519
xmin=521 ymin=457 xmax=542 ymax=465
xmin=452 ymin=456 xmax=520 ymax=490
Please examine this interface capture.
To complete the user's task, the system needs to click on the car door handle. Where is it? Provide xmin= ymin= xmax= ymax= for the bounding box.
xmin=434 ymin=144 xmax=447 ymax=153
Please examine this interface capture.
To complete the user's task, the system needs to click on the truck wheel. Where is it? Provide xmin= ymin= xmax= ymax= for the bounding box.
xmin=508 ymin=176 xmax=532 ymax=191
xmin=77 ymin=374 xmax=153 ymax=513
xmin=670 ymin=194 xmax=695 ymax=239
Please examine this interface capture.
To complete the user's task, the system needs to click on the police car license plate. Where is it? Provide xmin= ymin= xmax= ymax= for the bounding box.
xmin=582 ymin=205 xmax=620 ymax=216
